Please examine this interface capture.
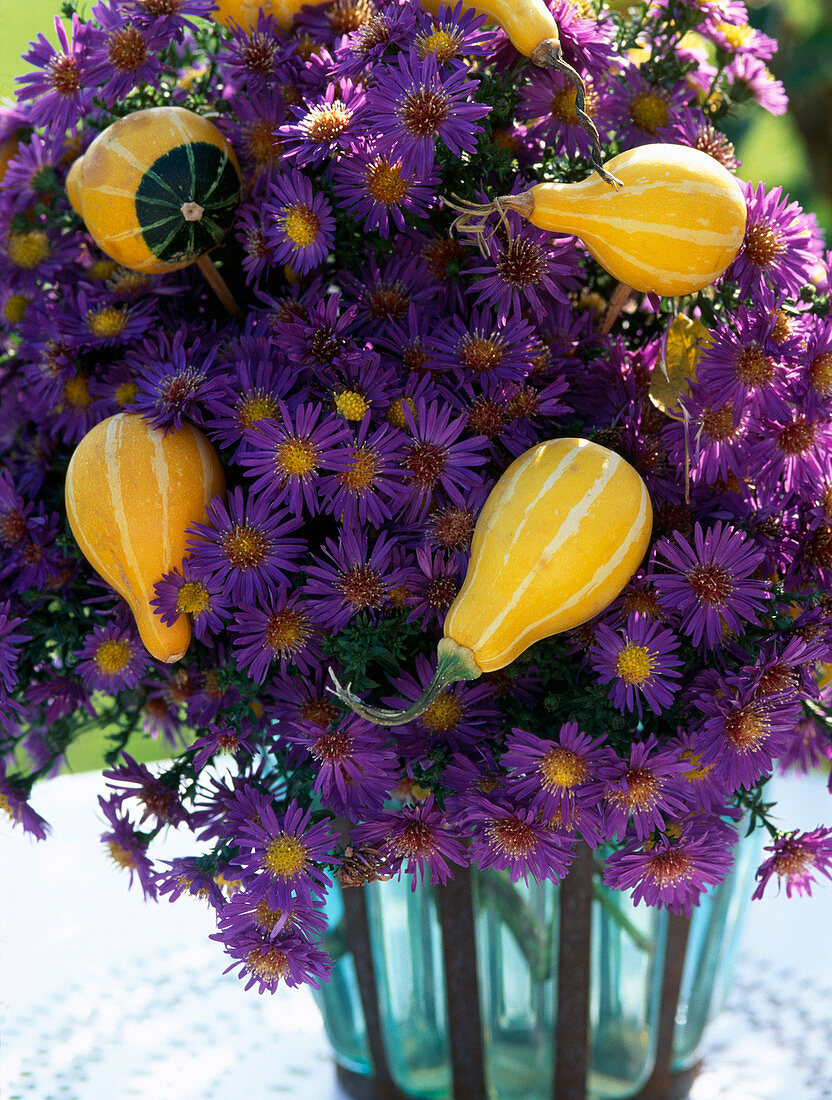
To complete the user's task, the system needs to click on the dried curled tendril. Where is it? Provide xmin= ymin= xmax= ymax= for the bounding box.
xmin=543 ymin=55 xmax=622 ymax=190
xmin=444 ymin=192 xmax=517 ymax=259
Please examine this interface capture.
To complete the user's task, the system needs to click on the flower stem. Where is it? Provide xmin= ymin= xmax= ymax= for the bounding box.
xmin=328 ymin=637 xmax=481 ymax=727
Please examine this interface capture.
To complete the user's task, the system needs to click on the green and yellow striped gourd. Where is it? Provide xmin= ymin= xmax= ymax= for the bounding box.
xmin=331 ymin=437 xmax=653 ymax=725
xmin=65 ymin=413 xmax=226 ymax=663
xmin=66 ymin=106 xmax=242 ymax=274
xmin=504 ymin=143 xmax=748 ymax=296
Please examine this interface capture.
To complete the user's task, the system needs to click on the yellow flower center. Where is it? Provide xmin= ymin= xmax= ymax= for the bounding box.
xmin=87 ymin=259 xmax=119 ymax=280
xmin=365 ymin=159 xmax=410 ymax=204
xmin=3 ymin=294 xmax=28 ymax=323
xmin=615 ymin=643 xmax=654 ymax=686
xmin=488 ymin=817 xmax=537 ymax=856
xmin=0 ymin=792 xmax=17 ymax=821
xmin=283 ymin=204 xmax=319 ymax=247
xmin=539 ymin=747 xmax=588 ymax=790
xmin=276 ymin=437 xmax=318 ymax=477
xmin=87 ymin=306 xmax=128 ymax=338
xmin=245 ymin=945 xmax=289 ymax=981
xmin=239 ymin=392 xmax=280 ymax=429
xmin=265 ymin=608 xmax=312 ymax=655
xmin=680 ymin=748 xmax=715 ymax=781
xmin=335 ymin=389 xmax=370 ymax=420
xmin=264 ymin=834 xmax=308 ymax=878
xmin=385 ymin=396 xmax=417 ymax=428
xmin=107 ymin=840 xmax=139 ymax=870
xmin=810 ymin=352 xmax=832 ymax=396
xmin=95 ymin=638 xmax=132 ymax=674
xmin=116 ymin=381 xmax=138 ymax=406
xmin=246 ymin=118 xmax=280 ymax=166
xmin=7 ymin=230 xmax=50 ymax=270
xmin=421 ymin=691 xmax=464 ymax=733
xmin=629 ymin=91 xmax=670 ymax=133
xmin=340 ymin=446 xmax=378 ymax=491
xmin=254 ymin=899 xmax=286 ymax=932
xmin=64 ymin=374 xmax=92 ymax=408
xmin=176 ymin=580 xmax=211 ymax=615
xmin=715 ymin=20 xmax=754 ymax=50
xmin=414 ymin=26 xmax=463 ymax=64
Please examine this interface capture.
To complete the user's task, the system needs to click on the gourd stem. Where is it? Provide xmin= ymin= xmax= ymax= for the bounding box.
xmin=328 ymin=638 xmax=481 ymax=727
xmin=531 ymin=45 xmax=622 ymax=191
xmin=600 ymin=281 xmax=633 ymax=334
xmin=196 ymin=254 xmax=243 ymax=319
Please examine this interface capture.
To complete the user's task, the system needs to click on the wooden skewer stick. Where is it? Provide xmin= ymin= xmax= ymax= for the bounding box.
xmin=196 ymin=253 xmax=242 ymax=320
xmin=599 ymin=281 xmax=633 ymax=335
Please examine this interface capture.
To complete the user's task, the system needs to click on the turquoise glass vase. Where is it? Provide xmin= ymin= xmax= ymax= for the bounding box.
xmin=314 ymin=835 xmax=759 ymax=1100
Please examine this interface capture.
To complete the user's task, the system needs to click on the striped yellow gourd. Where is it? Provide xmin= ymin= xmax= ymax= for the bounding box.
xmin=504 ymin=143 xmax=748 ymax=296
xmin=65 ymin=413 xmax=226 ymax=663
xmin=330 ymin=437 xmax=652 ymax=725
xmin=66 ymin=107 xmax=242 ymax=274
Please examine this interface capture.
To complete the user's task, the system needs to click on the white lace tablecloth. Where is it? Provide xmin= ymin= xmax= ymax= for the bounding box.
xmin=2 ymin=770 xmax=831 ymax=1100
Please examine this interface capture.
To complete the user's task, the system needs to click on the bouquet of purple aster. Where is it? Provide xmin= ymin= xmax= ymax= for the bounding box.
xmin=2 ymin=0 xmax=832 ymax=998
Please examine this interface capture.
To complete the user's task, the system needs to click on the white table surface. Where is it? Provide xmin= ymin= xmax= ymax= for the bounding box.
xmin=2 ymin=768 xmax=831 ymax=1100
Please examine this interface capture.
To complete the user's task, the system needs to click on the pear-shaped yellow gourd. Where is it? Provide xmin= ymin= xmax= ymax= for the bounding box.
xmin=65 ymin=413 xmax=226 ymax=663
xmin=331 ymin=437 xmax=652 ymax=725
xmin=502 ymin=143 xmax=748 ymax=295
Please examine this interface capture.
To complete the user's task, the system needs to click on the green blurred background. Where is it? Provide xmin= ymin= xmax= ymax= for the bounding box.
xmin=1 ymin=0 xmax=830 ymax=770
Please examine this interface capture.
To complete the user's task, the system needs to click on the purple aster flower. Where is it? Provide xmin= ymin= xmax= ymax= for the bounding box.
xmin=269 ymin=290 xmax=357 ymax=368
xmin=0 ymin=762 xmax=50 ymax=840
xmin=75 ymin=621 xmax=148 ymax=692
xmin=404 ymin=546 xmax=462 ymax=631
xmin=0 ymin=131 xmax=68 ymax=214
xmin=661 ymin=383 xmax=753 ymax=487
xmin=694 ymin=300 xmax=793 ymax=420
xmin=124 ymin=0 xmax=217 ymax=37
xmin=339 ymin=251 xmax=436 ymax=334
xmin=215 ymin=886 xmax=329 ymax=942
xmin=278 ymin=79 xmax=365 ymax=167
xmin=190 ymin=720 xmax=259 ymax=771
xmin=651 ymin=523 xmax=770 ymax=649
xmin=235 ymin=200 xmax=279 ymax=283
xmin=232 ymin=794 xmax=337 ymax=911
xmin=202 ymin=354 xmax=295 ymax=456
xmin=364 ymin=53 xmax=489 ymax=176
xmin=217 ymin=85 xmax=287 ymax=185
xmin=467 ymin=218 xmax=581 ymax=323
xmin=669 ymin=730 xmax=732 ymax=812
xmin=400 ymin=398 xmax=488 ymax=519
xmin=127 ymin=330 xmax=226 ymax=434
xmin=427 ymin=307 xmax=538 ymax=384
xmin=61 ymin=287 xmax=159 ymax=351
xmin=797 ymin=314 xmax=832 ymax=420
xmin=155 ymin=856 xmax=225 ymax=910
xmin=745 ymin=412 xmax=832 ymax=498
xmin=753 ymin=827 xmax=832 ymax=899
xmin=606 ymin=69 xmax=692 ymax=147
xmin=726 ymin=54 xmax=787 ymax=116
xmin=0 ymin=599 xmax=29 ymax=693
xmin=331 ymin=142 xmax=438 ymax=238
xmin=151 ymin=557 xmax=231 ymax=641
xmin=232 ymin=587 xmax=322 ymax=684
xmin=589 ymin=614 xmax=683 ymax=718
xmin=691 ymin=677 xmax=799 ymax=791
xmin=466 ymin=794 xmax=574 ymax=884
xmin=319 ymin=417 xmax=407 ymax=527
xmin=285 ymin=714 xmax=400 ymax=818
xmin=303 ymin=527 xmax=411 ymax=630
xmin=25 ymin=675 xmax=95 ymax=725
xmin=15 ymin=14 xmax=94 ymax=136
xmin=602 ymin=737 xmax=692 ymax=842
xmin=603 ymin=815 xmax=737 ymax=915
xmin=186 ymin=486 xmax=306 ymax=605
xmin=726 ymin=182 xmax=819 ymax=300
xmin=411 ymin=2 xmax=495 ymax=67
xmin=517 ymin=67 xmax=610 ymax=161
xmin=98 ymin=795 xmax=157 ymax=899
xmin=237 ymin=401 xmax=353 ymax=515
xmin=663 ymin=106 xmax=740 ymax=172
xmin=264 ymin=171 xmax=335 ymax=277
xmin=85 ymin=3 xmax=168 ymax=104
xmin=103 ymin=753 xmax=189 ymax=827
xmin=502 ymin=723 xmax=609 ymax=845
xmin=350 ymin=795 xmax=468 ymax=888
xmin=220 ymin=925 xmax=333 ymax=992
xmin=220 ymin=11 xmax=284 ymax=93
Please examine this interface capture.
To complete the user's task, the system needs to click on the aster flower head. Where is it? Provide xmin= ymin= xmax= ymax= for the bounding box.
xmin=467 ymin=794 xmax=574 ymax=884
xmin=99 ymin=795 xmax=157 ymax=899
xmin=351 ymin=795 xmax=468 ymax=888
xmin=400 ymin=398 xmax=488 ymax=518
xmin=602 ymin=737 xmax=692 ymax=842
xmin=232 ymin=586 xmax=322 ymax=683
xmin=127 ymin=331 xmax=226 ymax=434
xmin=651 ymin=522 xmax=770 ymax=649
xmin=590 ymin=614 xmax=683 ymax=718
xmin=102 ymin=752 xmax=188 ymax=827
xmin=151 ymin=557 xmax=231 ymax=640
xmin=264 ymin=170 xmax=335 ymax=276
xmin=0 ymin=762 xmax=50 ymax=840
xmin=0 ymin=599 xmax=29 ymax=694
xmin=753 ymin=827 xmax=832 ymax=900
xmin=15 ymin=14 xmax=94 ymax=136
xmin=365 ymin=52 xmax=490 ymax=176
xmin=278 ymin=79 xmax=365 ymax=167
xmin=186 ymin=486 xmax=306 ymax=605
xmin=85 ymin=2 xmax=168 ymax=105
xmin=75 ymin=621 xmax=148 ymax=692
xmin=220 ymin=925 xmax=333 ymax=993
xmin=727 ymin=181 xmax=819 ymax=300
xmin=331 ymin=142 xmax=438 ymax=239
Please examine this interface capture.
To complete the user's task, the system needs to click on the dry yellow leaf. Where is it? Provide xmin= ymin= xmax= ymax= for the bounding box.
xmin=649 ymin=314 xmax=711 ymax=419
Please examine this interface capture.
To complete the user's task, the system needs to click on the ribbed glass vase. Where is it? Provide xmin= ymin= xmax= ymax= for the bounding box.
xmin=313 ymin=835 xmax=760 ymax=1100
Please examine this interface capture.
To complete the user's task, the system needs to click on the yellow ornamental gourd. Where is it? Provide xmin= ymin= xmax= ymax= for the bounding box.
xmin=66 ymin=107 xmax=242 ymax=274
xmin=499 ymin=144 xmax=747 ymax=296
xmin=65 ymin=413 xmax=226 ymax=663
xmin=331 ymin=437 xmax=653 ymax=725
